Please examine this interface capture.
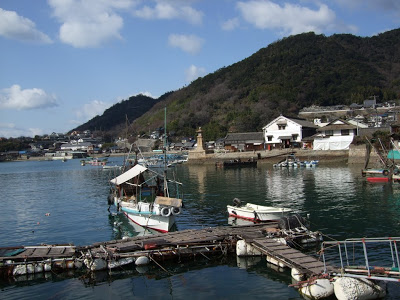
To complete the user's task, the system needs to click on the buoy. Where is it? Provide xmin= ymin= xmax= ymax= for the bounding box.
xmin=299 ymin=278 xmax=334 ymax=300
xmin=236 ymin=240 xmax=262 ymax=256
xmin=291 ymin=267 xmax=305 ymax=281
xmin=135 ymin=256 xmax=150 ymax=266
xmin=266 ymin=256 xmax=286 ymax=268
xmin=333 ymin=276 xmax=386 ymax=300
xmin=84 ymin=258 xmax=107 ymax=271
xmin=34 ymin=262 xmax=44 ymax=273
xmin=13 ymin=265 xmax=26 ymax=276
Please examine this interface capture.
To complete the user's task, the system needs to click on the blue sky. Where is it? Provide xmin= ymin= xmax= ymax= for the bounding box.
xmin=0 ymin=0 xmax=399 ymax=138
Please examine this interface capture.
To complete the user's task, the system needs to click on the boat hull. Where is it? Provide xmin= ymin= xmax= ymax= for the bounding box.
xmin=227 ymin=204 xmax=292 ymax=222
xmin=122 ymin=211 xmax=175 ymax=233
xmin=115 ymin=197 xmax=179 ymax=233
xmin=367 ymin=177 xmax=389 ymax=183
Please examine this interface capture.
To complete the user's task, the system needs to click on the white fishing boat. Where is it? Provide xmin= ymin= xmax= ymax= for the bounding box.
xmin=227 ymin=198 xmax=292 ymax=222
xmin=109 ymin=162 xmax=183 ymax=233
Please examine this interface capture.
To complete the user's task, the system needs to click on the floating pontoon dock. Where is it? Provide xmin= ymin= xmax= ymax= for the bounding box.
xmin=0 ymin=223 xmax=329 ymax=278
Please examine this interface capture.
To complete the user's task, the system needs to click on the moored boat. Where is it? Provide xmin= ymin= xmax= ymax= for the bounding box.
xmin=109 ymin=159 xmax=183 ymax=233
xmin=227 ymin=198 xmax=292 ymax=222
xmin=216 ymin=158 xmax=257 ymax=168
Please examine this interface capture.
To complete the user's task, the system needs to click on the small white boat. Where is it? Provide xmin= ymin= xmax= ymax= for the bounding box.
xmin=227 ymin=198 xmax=292 ymax=222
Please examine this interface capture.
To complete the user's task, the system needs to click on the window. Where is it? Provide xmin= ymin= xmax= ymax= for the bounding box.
xmin=325 ymin=130 xmax=333 ymax=136
xmin=267 ymin=136 xmax=272 ymax=141
xmin=278 ymin=125 xmax=286 ymax=130
xmin=341 ymin=129 xmax=349 ymax=136
xmin=292 ymin=134 xmax=298 ymax=141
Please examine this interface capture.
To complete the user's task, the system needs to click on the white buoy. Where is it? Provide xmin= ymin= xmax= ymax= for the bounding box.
xmin=236 ymin=240 xmax=262 ymax=256
xmin=236 ymin=240 xmax=247 ymax=256
xmin=299 ymin=278 xmax=334 ymax=300
xmin=135 ymin=256 xmax=150 ymax=266
xmin=333 ymin=277 xmax=386 ymax=300
xmin=13 ymin=265 xmax=27 ymax=276
xmin=34 ymin=262 xmax=43 ymax=273
xmin=84 ymin=258 xmax=107 ymax=271
xmin=291 ymin=267 xmax=305 ymax=281
xmin=266 ymin=256 xmax=286 ymax=268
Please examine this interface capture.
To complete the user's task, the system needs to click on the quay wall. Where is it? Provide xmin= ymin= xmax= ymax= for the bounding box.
xmin=8 ymin=145 xmax=380 ymax=166
xmin=188 ymin=145 xmax=381 ymax=166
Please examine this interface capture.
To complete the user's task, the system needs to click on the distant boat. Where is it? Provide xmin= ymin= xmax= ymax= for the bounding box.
xmin=81 ymin=158 xmax=108 ymax=166
xmin=227 ymin=198 xmax=292 ymax=222
xmin=273 ymin=153 xmax=318 ymax=168
xmin=215 ymin=158 xmax=257 ymax=168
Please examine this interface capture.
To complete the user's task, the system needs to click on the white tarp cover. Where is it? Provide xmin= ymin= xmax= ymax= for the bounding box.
xmin=313 ymin=135 xmax=353 ymax=150
xmin=110 ymin=164 xmax=148 ymax=185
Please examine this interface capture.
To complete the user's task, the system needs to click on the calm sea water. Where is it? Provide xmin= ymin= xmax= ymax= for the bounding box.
xmin=1 ymin=158 xmax=400 ymax=299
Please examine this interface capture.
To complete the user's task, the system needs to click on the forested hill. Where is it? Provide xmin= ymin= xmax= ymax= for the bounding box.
xmin=75 ymin=29 xmax=400 ymax=140
xmin=70 ymin=92 xmax=172 ymax=137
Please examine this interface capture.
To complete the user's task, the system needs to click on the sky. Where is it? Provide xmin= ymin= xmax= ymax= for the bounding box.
xmin=0 ymin=0 xmax=399 ymax=138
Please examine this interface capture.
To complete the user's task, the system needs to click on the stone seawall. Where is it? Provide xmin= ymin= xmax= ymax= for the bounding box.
xmin=188 ymin=149 xmax=349 ymax=165
xmin=188 ymin=145 xmax=380 ymax=166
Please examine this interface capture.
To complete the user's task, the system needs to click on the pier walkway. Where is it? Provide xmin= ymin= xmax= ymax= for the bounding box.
xmin=0 ymin=223 xmax=330 ymax=278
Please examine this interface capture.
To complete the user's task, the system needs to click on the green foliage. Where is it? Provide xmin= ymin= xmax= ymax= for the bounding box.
xmin=0 ymin=138 xmax=32 ymax=152
xmin=71 ymin=29 xmax=400 ymax=139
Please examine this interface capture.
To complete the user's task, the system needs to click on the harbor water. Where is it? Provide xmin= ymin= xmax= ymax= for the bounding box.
xmin=1 ymin=158 xmax=400 ymax=299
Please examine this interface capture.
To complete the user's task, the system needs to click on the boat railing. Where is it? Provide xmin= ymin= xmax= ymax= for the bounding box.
xmin=321 ymin=237 xmax=400 ymax=282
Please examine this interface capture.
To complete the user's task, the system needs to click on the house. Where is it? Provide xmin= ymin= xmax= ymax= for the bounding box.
xmin=262 ymin=115 xmax=318 ymax=149
xmin=224 ymin=132 xmax=264 ymax=152
xmin=60 ymin=142 xmax=93 ymax=151
xmin=313 ymin=119 xmax=357 ymax=150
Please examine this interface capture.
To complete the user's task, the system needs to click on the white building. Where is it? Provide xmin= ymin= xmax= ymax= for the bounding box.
xmin=262 ymin=115 xmax=318 ymax=149
xmin=313 ymin=119 xmax=357 ymax=150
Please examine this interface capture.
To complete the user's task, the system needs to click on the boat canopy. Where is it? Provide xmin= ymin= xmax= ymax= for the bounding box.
xmin=110 ymin=164 xmax=148 ymax=185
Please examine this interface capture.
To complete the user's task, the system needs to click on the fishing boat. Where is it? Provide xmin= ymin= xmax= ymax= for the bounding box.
xmin=227 ymin=198 xmax=292 ymax=222
xmin=109 ymin=107 xmax=183 ymax=233
xmin=109 ymin=163 xmax=183 ymax=232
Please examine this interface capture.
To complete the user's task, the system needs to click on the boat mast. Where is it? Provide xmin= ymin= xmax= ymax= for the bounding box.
xmin=163 ymin=107 xmax=169 ymax=197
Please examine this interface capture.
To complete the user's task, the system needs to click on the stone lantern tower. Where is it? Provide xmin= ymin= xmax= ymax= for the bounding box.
xmin=188 ymin=127 xmax=206 ymax=159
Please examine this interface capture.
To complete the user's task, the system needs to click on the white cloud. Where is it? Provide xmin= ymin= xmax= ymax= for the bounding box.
xmin=168 ymin=34 xmax=204 ymax=54
xmin=133 ymin=0 xmax=203 ymax=25
xmin=74 ymin=99 xmax=112 ymax=122
xmin=48 ymin=0 xmax=135 ymax=47
xmin=0 ymin=85 xmax=58 ymax=110
xmin=222 ymin=18 xmax=240 ymax=31
xmin=0 ymin=8 xmax=52 ymax=43
xmin=237 ymin=1 xmax=339 ymax=35
xmin=0 ymin=123 xmax=43 ymax=138
xmin=185 ymin=65 xmax=206 ymax=82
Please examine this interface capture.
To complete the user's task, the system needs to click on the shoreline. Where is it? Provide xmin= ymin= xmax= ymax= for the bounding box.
xmin=5 ymin=145 xmax=373 ymax=166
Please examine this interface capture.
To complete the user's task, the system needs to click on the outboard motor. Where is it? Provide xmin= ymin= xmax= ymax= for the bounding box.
xmin=278 ymin=213 xmax=309 ymax=230
xmin=107 ymin=193 xmax=114 ymax=205
xmin=232 ymin=198 xmax=241 ymax=207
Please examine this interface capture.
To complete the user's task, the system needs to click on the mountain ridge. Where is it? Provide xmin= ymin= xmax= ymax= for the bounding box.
xmin=73 ymin=29 xmax=400 ymax=141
